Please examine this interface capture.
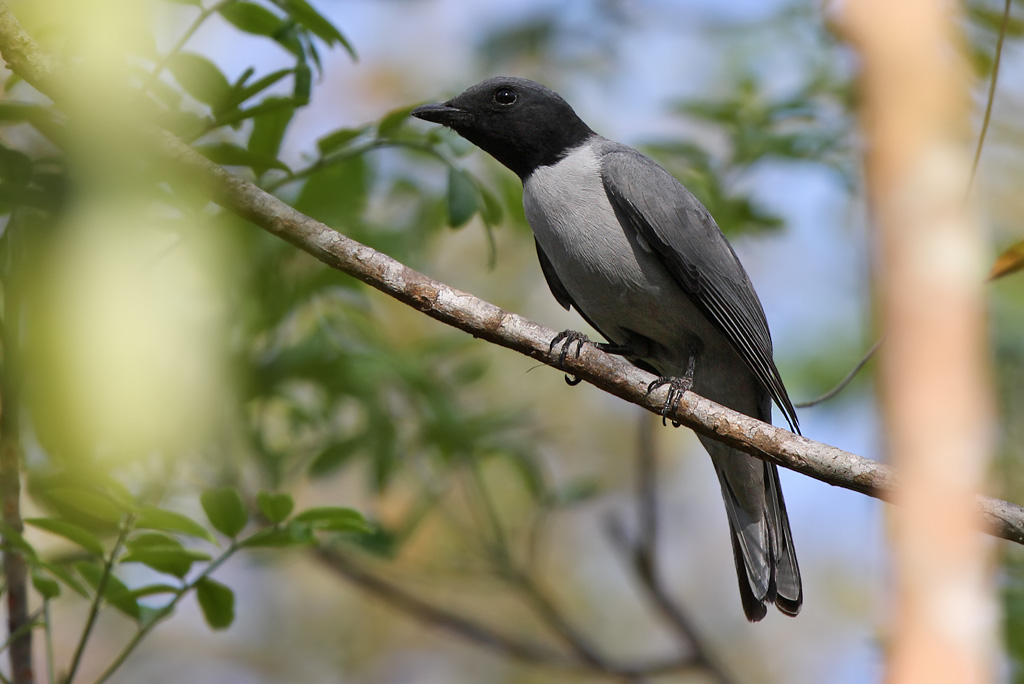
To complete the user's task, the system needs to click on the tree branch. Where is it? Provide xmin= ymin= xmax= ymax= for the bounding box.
xmin=314 ymin=547 xmax=700 ymax=680
xmin=0 ymin=4 xmax=1022 ymax=549
xmin=1 ymin=211 xmax=33 ymax=684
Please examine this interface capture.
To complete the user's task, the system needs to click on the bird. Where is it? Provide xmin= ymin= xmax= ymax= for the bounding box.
xmin=411 ymin=77 xmax=801 ymax=621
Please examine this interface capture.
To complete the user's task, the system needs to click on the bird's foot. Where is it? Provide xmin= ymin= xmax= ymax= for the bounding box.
xmin=646 ymin=375 xmax=693 ymax=427
xmin=549 ymin=330 xmax=590 ymax=386
xmin=549 ymin=331 xmax=632 ymax=386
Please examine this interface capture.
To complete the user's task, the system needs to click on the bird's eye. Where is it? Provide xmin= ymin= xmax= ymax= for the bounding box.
xmin=494 ymin=88 xmax=517 ymax=106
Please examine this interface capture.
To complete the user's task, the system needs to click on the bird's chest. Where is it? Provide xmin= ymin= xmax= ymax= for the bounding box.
xmin=522 ymin=149 xmax=690 ymax=343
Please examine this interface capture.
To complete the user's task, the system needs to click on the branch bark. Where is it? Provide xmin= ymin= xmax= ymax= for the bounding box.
xmin=1 ymin=214 xmax=33 ymax=684
xmin=0 ymin=3 xmax=1020 ymax=559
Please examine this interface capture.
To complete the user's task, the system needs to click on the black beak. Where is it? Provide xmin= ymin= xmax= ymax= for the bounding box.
xmin=410 ymin=102 xmax=468 ymax=127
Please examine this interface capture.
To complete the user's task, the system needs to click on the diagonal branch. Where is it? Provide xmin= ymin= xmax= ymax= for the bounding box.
xmin=0 ymin=3 xmax=1023 ymax=548
xmin=314 ymin=547 xmax=700 ymax=680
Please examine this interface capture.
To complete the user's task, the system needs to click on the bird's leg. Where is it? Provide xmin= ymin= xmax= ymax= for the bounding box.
xmin=549 ymin=330 xmax=632 ymax=386
xmin=645 ymin=352 xmax=698 ymax=427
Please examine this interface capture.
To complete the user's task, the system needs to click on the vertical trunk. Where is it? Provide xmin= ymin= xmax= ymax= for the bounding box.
xmin=840 ymin=2 xmax=995 ymax=682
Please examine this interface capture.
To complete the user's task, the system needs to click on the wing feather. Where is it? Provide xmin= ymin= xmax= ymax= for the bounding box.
xmin=600 ymin=147 xmax=799 ymax=432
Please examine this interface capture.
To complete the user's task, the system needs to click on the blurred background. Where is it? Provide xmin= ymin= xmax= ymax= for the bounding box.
xmin=1 ymin=0 xmax=1022 ymax=682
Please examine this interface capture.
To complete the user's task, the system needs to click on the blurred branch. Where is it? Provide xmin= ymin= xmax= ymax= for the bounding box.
xmin=605 ymin=414 xmax=738 ymax=684
xmin=314 ymin=547 xmax=700 ymax=681
xmin=840 ymin=0 xmax=993 ymax=681
xmin=1 ymin=4 xmax=1023 ymax=548
xmin=506 ymin=570 xmax=628 ymax=678
xmin=0 ymin=212 xmax=32 ymax=684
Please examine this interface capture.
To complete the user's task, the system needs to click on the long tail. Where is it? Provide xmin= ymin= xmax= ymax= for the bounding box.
xmin=700 ymin=436 xmax=802 ymax=621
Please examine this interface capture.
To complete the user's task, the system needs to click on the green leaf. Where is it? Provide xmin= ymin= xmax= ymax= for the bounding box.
xmin=128 ymin=583 xmax=181 ymax=600
xmin=34 ymin=561 xmax=89 ymax=598
xmin=316 ymin=125 xmax=370 ymax=156
xmin=121 ymin=546 xmax=211 ymax=579
xmin=292 ymin=507 xmax=372 ymax=534
xmin=233 ymin=67 xmax=293 ymax=108
xmin=195 ymin=577 xmax=235 ymax=630
xmin=0 ymin=102 xmax=52 ymax=126
xmin=294 ymin=155 xmax=366 ymax=228
xmin=255 ymin=491 xmax=294 ymax=524
xmin=0 ymin=523 xmax=37 ymax=558
xmin=32 ymin=571 xmax=60 ymax=600
xmin=219 ymin=2 xmax=284 ymax=36
xmin=167 ymin=52 xmax=231 ymax=111
xmin=552 ymin=478 xmax=601 ymax=506
xmin=446 ymin=167 xmax=478 ymax=227
xmin=308 ymin=440 xmax=357 ymax=477
xmin=200 ymin=487 xmax=249 ymax=538
xmin=75 ymin=561 xmax=140 ymax=619
xmin=292 ymin=62 xmax=311 ymax=105
xmin=25 ymin=518 xmax=104 ymax=556
xmin=240 ymin=523 xmax=315 ymax=548
xmin=46 ymin=488 xmax=124 ymax=525
xmin=136 ymin=506 xmax=216 ymax=543
xmin=378 ymin=103 xmax=416 ymax=138
xmin=279 ymin=0 xmax=356 ymax=58
xmin=247 ymin=97 xmax=295 ymax=176
xmin=195 ymin=142 xmax=290 ymax=172
xmin=162 ymin=0 xmax=202 ymax=5
xmin=216 ymin=94 xmax=297 ymax=128
xmin=478 ymin=185 xmax=504 ymax=226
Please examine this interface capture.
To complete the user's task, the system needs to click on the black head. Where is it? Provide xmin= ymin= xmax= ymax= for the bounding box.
xmin=411 ymin=77 xmax=595 ymax=180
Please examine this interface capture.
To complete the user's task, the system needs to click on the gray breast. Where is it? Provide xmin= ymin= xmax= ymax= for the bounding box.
xmin=522 ymin=143 xmax=710 ymax=355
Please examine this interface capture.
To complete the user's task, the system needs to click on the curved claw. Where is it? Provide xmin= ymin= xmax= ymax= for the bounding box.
xmin=646 ymin=375 xmax=693 ymax=427
xmin=549 ymin=330 xmax=591 ymax=368
xmin=564 ymin=374 xmax=582 ymax=386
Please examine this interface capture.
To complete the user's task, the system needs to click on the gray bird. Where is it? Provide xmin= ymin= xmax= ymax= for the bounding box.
xmin=411 ymin=77 xmax=801 ymax=621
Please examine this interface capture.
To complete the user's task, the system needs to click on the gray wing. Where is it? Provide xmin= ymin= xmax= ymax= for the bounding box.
xmin=535 ymin=239 xmax=575 ymax=311
xmin=536 ymin=238 xmax=631 ymax=351
xmin=600 ymin=146 xmax=799 ymax=432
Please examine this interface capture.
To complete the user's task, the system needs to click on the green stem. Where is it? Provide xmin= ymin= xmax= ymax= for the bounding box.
xmin=91 ymin=542 xmax=239 ymax=684
xmin=967 ymin=0 xmax=1011 ymax=196
xmin=64 ymin=519 xmax=134 ymax=684
xmin=43 ymin=602 xmax=54 ymax=684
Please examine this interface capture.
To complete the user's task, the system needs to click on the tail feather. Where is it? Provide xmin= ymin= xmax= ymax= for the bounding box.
xmin=706 ymin=436 xmax=802 ymax=621
xmin=766 ymin=461 xmax=802 ymax=616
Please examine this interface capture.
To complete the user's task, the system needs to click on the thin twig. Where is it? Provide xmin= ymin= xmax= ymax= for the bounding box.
xmin=509 ymin=571 xmax=624 ymax=675
xmin=966 ymin=0 xmax=1011 ymax=196
xmin=313 ymin=547 xmax=695 ymax=680
xmin=795 ymin=338 xmax=882 ymax=408
xmin=314 ymin=547 xmax=576 ymax=665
